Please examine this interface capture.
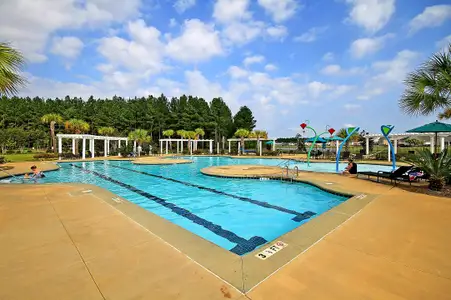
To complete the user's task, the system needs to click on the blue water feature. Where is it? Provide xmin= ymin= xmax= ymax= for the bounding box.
xmin=1 ymin=157 xmax=392 ymax=254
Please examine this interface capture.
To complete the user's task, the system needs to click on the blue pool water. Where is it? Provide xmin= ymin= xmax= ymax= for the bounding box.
xmin=2 ymin=157 xmax=392 ymax=255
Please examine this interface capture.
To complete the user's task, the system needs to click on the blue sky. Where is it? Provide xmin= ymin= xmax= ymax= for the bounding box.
xmin=1 ymin=0 xmax=450 ymax=137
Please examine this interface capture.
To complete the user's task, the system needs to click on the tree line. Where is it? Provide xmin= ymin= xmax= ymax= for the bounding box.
xmin=0 ymin=95 xmax=257 ymax=153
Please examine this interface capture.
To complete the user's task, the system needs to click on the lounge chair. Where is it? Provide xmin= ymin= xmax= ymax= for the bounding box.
xmin=357 ymin=165 xmax=413 ymax=185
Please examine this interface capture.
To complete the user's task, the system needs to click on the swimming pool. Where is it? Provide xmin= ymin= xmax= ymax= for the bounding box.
xmin=2 ymin=158 xmax=391 ymax=255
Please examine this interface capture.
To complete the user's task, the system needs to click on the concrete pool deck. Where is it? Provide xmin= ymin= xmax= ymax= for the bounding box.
xmin=1 ymin=163 xmax=451 ymax=299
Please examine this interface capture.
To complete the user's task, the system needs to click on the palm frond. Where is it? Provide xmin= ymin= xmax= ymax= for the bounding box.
xmin=0 ymin=42 xmax=27 ymax=96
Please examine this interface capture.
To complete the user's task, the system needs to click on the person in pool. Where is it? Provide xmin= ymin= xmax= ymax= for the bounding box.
xmin=343 ymin=158 xmax=357 ymax=175
xmin=24 ymin=165 xmax=46 ymax=180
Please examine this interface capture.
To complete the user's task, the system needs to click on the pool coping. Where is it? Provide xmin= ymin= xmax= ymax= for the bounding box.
xmin=43 ymin=175 xmax=375 ymax=293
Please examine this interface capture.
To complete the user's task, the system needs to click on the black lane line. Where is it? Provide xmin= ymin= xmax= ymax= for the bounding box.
xmin=111 ymin=165 xmax=316 ymax=222
xmin=70 ymin=164 xmax=267 ymax=255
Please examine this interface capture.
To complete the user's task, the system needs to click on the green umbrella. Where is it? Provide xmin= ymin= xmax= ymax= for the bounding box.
xmin=406 ymin=120 xmax=451 ymax=153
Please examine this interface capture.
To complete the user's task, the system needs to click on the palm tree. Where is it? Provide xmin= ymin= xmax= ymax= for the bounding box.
xmin=41 ymin=113 xmax=63 ymax=153
xmin=195 ymin=128 xmax=205 ymax=151
xmin=399 ymin=43 xmax=451 ymax=118
xmin=163 ymin=129 xmax=174 ymax=151
xmin=98 ymin=126 xmax=115 ymax=136
xmin=185 ymin=131 xmax=197 ymax=155
xmin=128 ymin=129 xmax=151 ymax=147
xmin=438 ymin=108 xmax=451 ymax=120
xmin=235 ymin=128 xmax=249 ymax=155
xmin=177 ymin=129 xmax=187 ymax=153
xmin=0 ymin=42 xmax=27 ymax=96
xmin=64 ymin=119 xmax=90 ymax=154
xmin=253 ymin=130 xmax=267 ymax=154
xmin=405 ymin=149 xmax=451 ymax=191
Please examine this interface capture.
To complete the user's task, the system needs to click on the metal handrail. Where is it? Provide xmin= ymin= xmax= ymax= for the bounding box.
xmin=293 ymin=166 xmax=299 ymax=176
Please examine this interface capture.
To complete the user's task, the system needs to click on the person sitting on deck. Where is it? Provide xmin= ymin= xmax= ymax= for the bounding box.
xmin=342 ymin=159 xmax=357 ymax=175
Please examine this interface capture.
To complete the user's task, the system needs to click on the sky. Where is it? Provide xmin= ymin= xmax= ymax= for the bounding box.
xmin=1 ymin=0 xmax=450 ymax=137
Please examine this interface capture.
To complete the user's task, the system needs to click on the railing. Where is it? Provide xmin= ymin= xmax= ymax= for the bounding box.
xmin=293 ymin=166 xmax=299 ymax=177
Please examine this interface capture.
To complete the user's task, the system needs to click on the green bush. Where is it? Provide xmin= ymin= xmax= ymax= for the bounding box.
xmin=263 ymin=151 xmax=278 ymax=156
xmin=33 ymin=153 xmax=58 ymax=160
xmin=0 ymin=156 xmax=6 ymax=164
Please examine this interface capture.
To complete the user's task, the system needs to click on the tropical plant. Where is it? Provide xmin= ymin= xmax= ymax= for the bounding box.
xmin=65 ymin=119 xmax=90 ymax=134
xmin=405 ymin=149 xmax=451 ymax=191
xmin=163 ymin=129 xmax=174 ymax=138
xmin=98 ymin=126 xmax=115 ymax=136
xmin=253 ymin=130 xmax=268 ymax=152
xmin=235 ymin=128 xmax=250 ymax=155
xmin=438 ymin=107 xmax=451 ymax=120
xmin=185 ymin=131 xmax=197 ymax=154
xmin=0 ymin=42 xmax=27 ymax=96
xmin=41 ymin=113 xmax=63 ymax=153
xmin=404 ymin=137 xmax=424 ymax=146
xmin=195 ymin=128 xmax=205 ymax=150
xmin=128 ymin=129 xmax=151 ymax=147
xmin=177 ymin=129 xmax=186 ymax=139
xmin=399 ymin=43 xmax=451 ymax=118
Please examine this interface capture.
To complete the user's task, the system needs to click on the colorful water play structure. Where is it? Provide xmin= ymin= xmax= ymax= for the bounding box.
xmin=335 ymin=126 xmax=360 ymax=173
xmin=300 ymin=121 xmax=335 ymax=166
xmin=381 ymin=125 xmax=396 ymax=171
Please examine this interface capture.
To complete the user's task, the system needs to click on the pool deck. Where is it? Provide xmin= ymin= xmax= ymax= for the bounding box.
xmin=1 ymin=161 xmax=451 ymax=299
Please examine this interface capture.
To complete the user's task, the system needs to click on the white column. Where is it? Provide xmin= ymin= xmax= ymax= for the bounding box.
xmin=259 ymin=141 xmax=262 ymax=156
xmin=72 ymin=139 xmax=76 ymax=155
xmin=388 ymin=141 xmax=391 ymax=162
xmin=272 ymin=140 xmax=276 ymax=151
xmin=82 ymin=138 xmax=86 ymax=159
xmin=430 ymin=136 xmax=435 ymax=153
xmin=441 ymin=136 xmax=445 ymax=152
xmin=190 ymin=141 xmax=193 ymax=155
xmin=336 ymin=141 xmax=340 ymax=154
xmin=165 ymin=140 xmax=168 ymax=155
xmin=58 ymin=137 xmax=62 ymax=160
xmin=181 ymin=138 xmax=184 ymax=152
xmin=91 ymin=139 xmax=95 ymax=158
xmin=107 ymin=140 xmax=110 ymax=155
xmin=394 ymin=139 xmax=398 ymax=154
xmin=238 ymin=142 xmax=240 ymax=155
xmin=209 ymin=141 xmax=213 ymax=154
xmin=133 ymin=140 xmax=137 ymax=153
xmin=118 ymin=140 xmax=121 ymax=157
xmin=177 ymin=141 xmax=179 ymax=153
xmin=125 ymin=140 xmax=128 ymax=147
xmin=104 ymin=139 xmax=107 ymax=157
xmin=160 ymin=140 xmax=163 ymax=154
xmin=228 ymin=141 xmax=231 ymax=153
xmin=365 ymin=137 xmax=369 ymax=155
xmin=217 ymin=142 xmax=220 ymax=154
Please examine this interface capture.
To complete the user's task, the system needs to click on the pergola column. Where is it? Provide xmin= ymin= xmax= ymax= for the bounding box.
xmin=217 ymin=142 xmax=219 ymax=154
xmin=238 ymin=142 xmax=240 ymax=155
xmin=58 ymin=137 xmax=63 ymax=160
xmin=133 ymin=140 xmax=137 ymax=153
xmin=387 ymin=141 xmax=391 ymax=162
xmin=441 ymin=136 xmax=445 ymax=152
xmin=165 ymin=140 xmax=168 ymax=155
xmin=107 ymin=139 xmax=110 ymax=155
xmin=190 ymin=141 xmax=193 ymax=155
xmin=177 ymin=141 xmax=179 ymax=153
xmin=82 ymin=138 xmax=86 ymax=159
xmin=259 ymin=141 xmax=262 ymax=156
xmin=91 ymin=139 xmax=95 ymax=158
xmin=394 ymin=139 xmax=398 ymax=154
xmin=365 ymin=137 xmax=369 ymax=155
xmin=160 ymin=140 xmax=163 ymax=154
xmin=228 ymin=141 xmax=231 ymax=153
xmin=118 ymin=140 xmax=121 ymax=157
xmin=272 ymin=140 xmax=276 ymax=151
xmin=181 ymin=138 xmax=184 ymax=152
xmin=72 ymin=139 xmax=76 ymax=155
xmin=209 ymin=140 xmax=213 ymax=154
xmin=430 ymin=136 xmax=435 ymax=153
xmin=104 ymin=139 xmax=107 ymax=157
xmin=336 ymin=141 xmax=340 ymax=154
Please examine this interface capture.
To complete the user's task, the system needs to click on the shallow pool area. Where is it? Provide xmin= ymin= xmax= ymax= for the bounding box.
xmin=0 ymin=157 xmax=393 ymax=255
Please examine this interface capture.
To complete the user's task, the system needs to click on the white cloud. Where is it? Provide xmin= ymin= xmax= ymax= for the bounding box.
xmin=266 ymin=25 xmax=288 ymax=40
xmin=350 ymin=33 xmax=394 ymax=58
xmin=97 ymin=19 xmax=165 ymax=74
xmin=213 ymin=0 xmax=251 ymax=24
xmin=294 ymin=26 xmax=328 ymax=43
xmin=344 ymin=123 xmax=355 ymax=128
xmin=0 ymin=0 xmax=141 ymax=63
xmin=322 ymin=52 xmax=334 ymax=61
xmin=436 ymin=35 xmax=451 ymax=51
xmin=169 ymin=18 xmax=178 ymax=28
xmin=228 ymin=66 xmax=248 ymax=78
xmin=50 ymin=36 xmax=84 ymax=59
xmin=244 ymin=55 xmax=265 ymax=66
xmin=221 ymin=20 xmax=266 ymax=45
xmin=257 ymin=0 xmax=300 ymax=23
xmin=409 ymin=5 xmax=451 ymax=34
xmin=174 ymin=0 xmax=196 ymax=13
xmin=344 ymin=104 xmax=361 ymax=110
xmin=344 ymin=0 xmax=395 ymax=33
xmin=357 ymin=50 xmax=420 ymax=100
xmin=264 ymin=64 xmax=278 ymax=71
xmin=321 ymin=64 xmax=365 ymax=76
xmin=166 ymin=19 xmax=223 ymax=63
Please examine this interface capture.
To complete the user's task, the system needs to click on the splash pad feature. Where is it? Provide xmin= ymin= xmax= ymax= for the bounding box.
xmin=381 ymin=125 xmax=396 ymax=171
xmin=300 ymin=121 xmax=335 ymax=166
xmin=335 ymin=126 xmax=360 ymax=173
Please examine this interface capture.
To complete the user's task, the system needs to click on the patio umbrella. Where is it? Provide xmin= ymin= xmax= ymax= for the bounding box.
xmin=305 ymin=137 xmax=328 ymax=143
xmin=406 ymin=120 xmax=451 ymax=153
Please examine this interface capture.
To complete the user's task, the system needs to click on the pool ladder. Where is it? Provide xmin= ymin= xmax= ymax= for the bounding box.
xmin=281 ymin=164 xmax=299 ymax=183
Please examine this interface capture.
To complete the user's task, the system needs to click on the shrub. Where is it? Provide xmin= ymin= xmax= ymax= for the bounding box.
xmin=263 ymin=151 xmax=278 ymax=156
xmin=33 ymin=153 xmax=58 ymax=160
xmin=193 ymin=150 xmax=203 ymax=155
xmin=6 ymin=150 xmax=15 ymax=154
xmin=0 ymin=156 xmax=6 ymax=164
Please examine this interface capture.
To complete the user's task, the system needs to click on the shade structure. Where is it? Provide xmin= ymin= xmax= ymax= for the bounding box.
xmin=406 ymin=120 xmax=451 ymax=153
xmin=326 ymin=136 xmax=344 ymax=141
xmin=305 ymin=137 xmax=328 ymax=143
xmin=265 ymin=141 xmax=274 ymax=145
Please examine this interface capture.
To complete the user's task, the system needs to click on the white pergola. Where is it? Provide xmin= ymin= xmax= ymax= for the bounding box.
xmin=159 ymin=138 xmax=214 ymax=155
xmin=227 ymin=138 xmax=276 ymax=156
xmin=57 ymin=134 xmax=129 ymax=160
xmin=364 ymin=132 xmax=451 ymax=161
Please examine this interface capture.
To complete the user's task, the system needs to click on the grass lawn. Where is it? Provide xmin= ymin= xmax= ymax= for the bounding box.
xmin=3 ymin=153 xmax=38 ymax=162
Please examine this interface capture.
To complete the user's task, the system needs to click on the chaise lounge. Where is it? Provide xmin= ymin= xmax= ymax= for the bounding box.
xmin=357 ymin=165 xmax=414 ymax=185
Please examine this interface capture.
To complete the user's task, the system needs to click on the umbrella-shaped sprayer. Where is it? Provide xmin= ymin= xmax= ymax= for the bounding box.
xmin=300 ymin=121 xmax=335 ymax=166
